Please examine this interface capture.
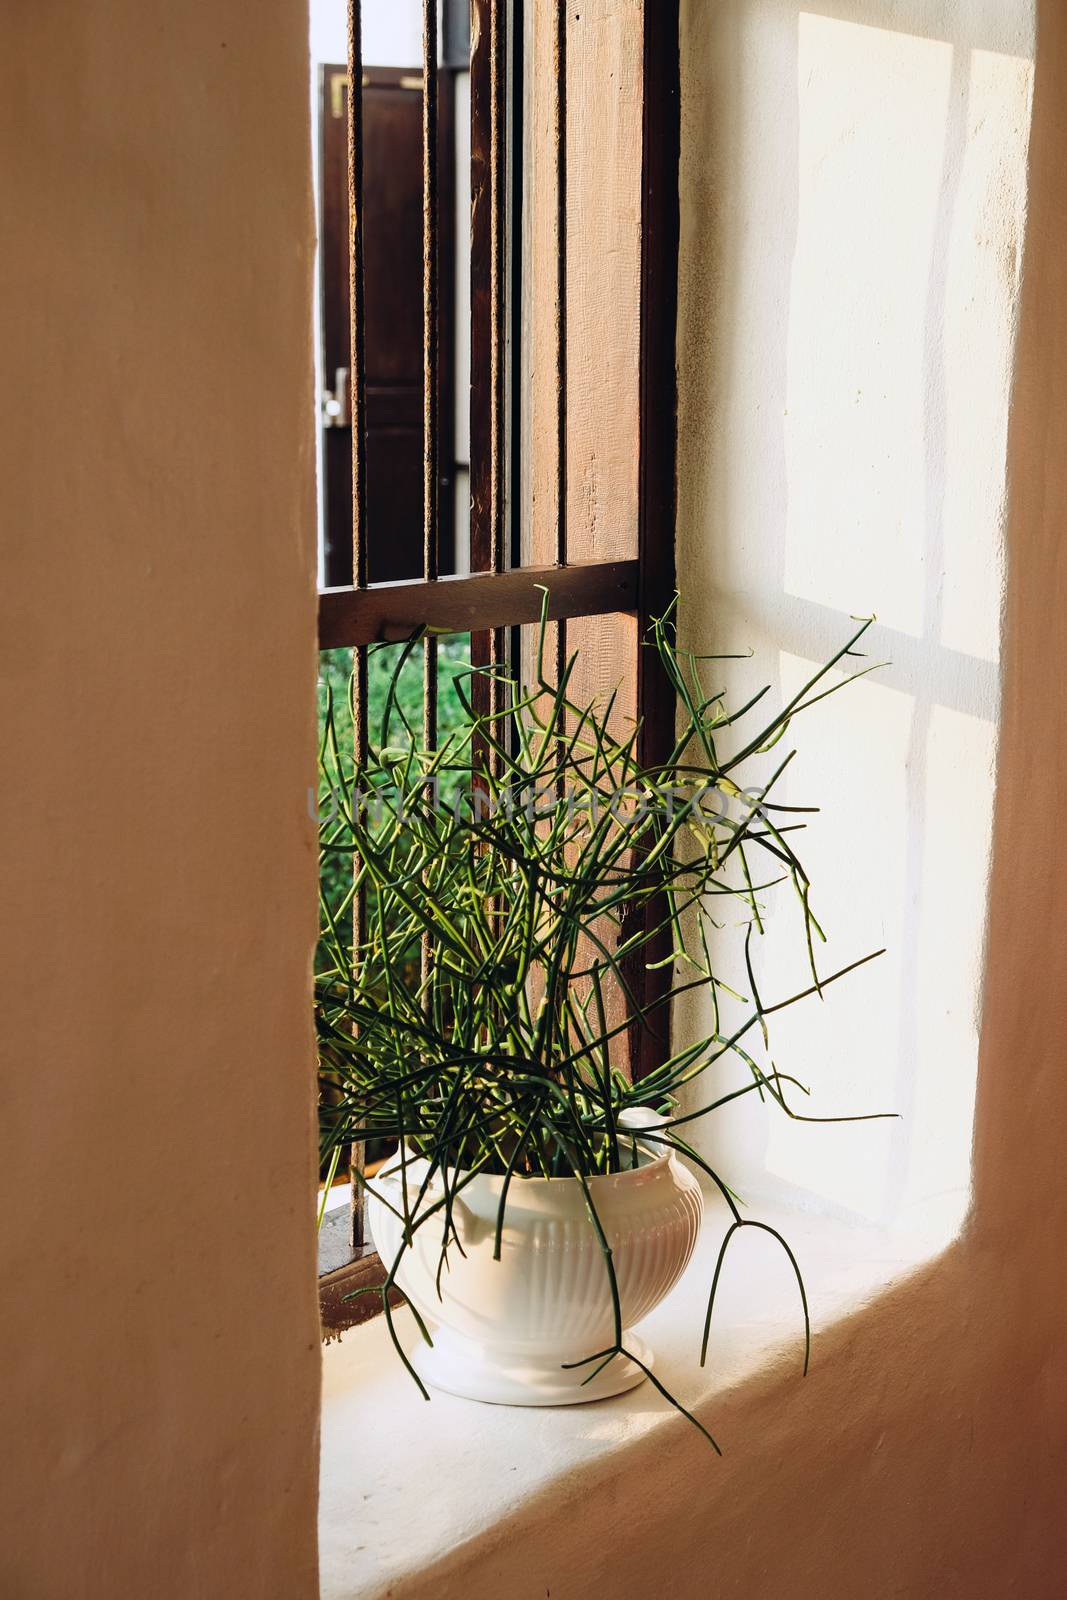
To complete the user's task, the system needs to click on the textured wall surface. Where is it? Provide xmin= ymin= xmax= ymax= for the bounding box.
xmin=5 ymin=0 xmax=1067 ymax=1593
xmin=334 ymin=2 xmax=1067 ymax=1595
xmin=675 ymin=0 xmax=1035 ymax=1230
xmin=0 ymin=4 xmax=321 ymax=1595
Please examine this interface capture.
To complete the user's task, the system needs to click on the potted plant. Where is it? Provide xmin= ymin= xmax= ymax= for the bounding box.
xmin=316 ymin=601 xmax=885 ymax=1448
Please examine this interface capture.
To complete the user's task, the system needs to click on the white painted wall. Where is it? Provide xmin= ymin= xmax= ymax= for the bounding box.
xmin=675 ymin=0 xmax=1035 ymax=1234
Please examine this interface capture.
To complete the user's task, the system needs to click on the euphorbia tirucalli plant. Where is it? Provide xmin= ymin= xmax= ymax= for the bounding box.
xmin=315 ymin=599 xmax=888 ymax=1447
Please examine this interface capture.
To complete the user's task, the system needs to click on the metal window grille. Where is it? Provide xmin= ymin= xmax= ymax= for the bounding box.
xmin=318 ymin=0 xmax=681 ymax=1304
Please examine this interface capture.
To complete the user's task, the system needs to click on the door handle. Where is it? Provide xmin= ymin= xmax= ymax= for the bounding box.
xmin=321 ymin=366 xmax=351 ymax=428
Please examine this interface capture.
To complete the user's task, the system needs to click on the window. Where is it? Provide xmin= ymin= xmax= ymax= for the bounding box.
xmin=316 ymin=0 xmax=680 ymax=1332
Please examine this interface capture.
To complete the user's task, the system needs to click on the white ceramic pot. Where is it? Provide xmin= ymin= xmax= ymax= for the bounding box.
xmin=366 ymin=1147 xmax=703 ymax=1406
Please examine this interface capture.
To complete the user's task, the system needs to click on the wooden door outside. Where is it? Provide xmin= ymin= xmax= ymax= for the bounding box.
xmin=319 ymin=64 xmax=457 ymax=586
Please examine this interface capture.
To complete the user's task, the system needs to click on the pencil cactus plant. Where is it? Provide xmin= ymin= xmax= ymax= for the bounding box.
xmin=315 ymin=599 xmax=886 ymax=1446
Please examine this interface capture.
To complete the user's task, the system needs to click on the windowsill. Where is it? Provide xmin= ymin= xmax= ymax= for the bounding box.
xmin=318 ymin=1185 xmax=964 ymax=1600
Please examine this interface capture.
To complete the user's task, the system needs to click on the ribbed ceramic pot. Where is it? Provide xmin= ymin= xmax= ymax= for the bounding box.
xmin=366 ymin=1148 xmax=703 ymax=1405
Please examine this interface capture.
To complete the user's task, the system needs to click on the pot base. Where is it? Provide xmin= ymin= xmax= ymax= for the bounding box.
xmin=412 ymin=1329 xmax=653 ymax=1407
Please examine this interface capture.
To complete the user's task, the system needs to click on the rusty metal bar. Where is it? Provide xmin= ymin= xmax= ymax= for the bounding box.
xmin=488 ymin=0 xmax=509 ymax=756
xmin=345 ymin=0 xmax=368 ymax=1249
xmin=422 ymin=0 xmax=441 ymax=598
xmin=553 ymin=0 xmax=569 ymax=703
xmin=468 ymin=0 xmax=509 ymax=774
xmin=554 ymin=0 xmax=567 ymax=577
xmin=469 ymin=0 xmax=492 ymax=573
xmin=468 ymin=0 xmax=508 ymax=579
xmin=347 ymin=2 xmax=368 ymax=591
xmin=422 ymin=0 xmax=440 ymax=1000
xmin=490 ymin=0 xmax=507 ymax=581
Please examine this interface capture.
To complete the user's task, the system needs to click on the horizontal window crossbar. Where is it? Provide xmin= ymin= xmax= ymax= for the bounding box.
xmin=318 ymin=558 xmax=639 ymax=647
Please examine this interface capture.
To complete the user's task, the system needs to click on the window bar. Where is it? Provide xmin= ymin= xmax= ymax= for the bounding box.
xmin=469 ymin=0 xmax=509 ymax=778
xmin=553 ymin=0 xmax=568 ymax=706
xmin=507 ymin=0 xmax=525 ymax=761
xmin=347 ymin=1 xmax=368 ymax=590
xmin=488 ymin=0 xmax=507 ymax=762
xmin=469 ymin=0 xmax=492 ymax=595
xmin=422 ymin=0 xmax=440 ymax=996
xmin=346 ymin=0 xmax=369 ymax=1249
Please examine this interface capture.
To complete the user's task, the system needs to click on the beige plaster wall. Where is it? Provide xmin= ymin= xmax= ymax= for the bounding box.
xmin=369 ymin=1 xmax=1067 ymax=1595
xmin=0 ymin=5 xmax=321 ymax=1596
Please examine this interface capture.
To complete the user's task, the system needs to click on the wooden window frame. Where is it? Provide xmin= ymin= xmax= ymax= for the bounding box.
xmin=318 ymin=0 xmax=681 ymax=1336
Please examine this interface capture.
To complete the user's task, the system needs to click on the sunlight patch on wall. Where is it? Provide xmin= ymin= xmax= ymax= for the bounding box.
xmin=753 ymin=659 xmax=915 ymax=1225
xmin=670 ymin=0 xmax=1035 ymax=1245
xmin=784 ymin=15 xmax=953 ymax=640
xmin=685 ymin=649 xmax=996 ymax=1233
xmin=761 ymin=667 xmax=996 ymax=1231
xmin=937 ymin=46 xmax=1034 ymax=664
xmin=784 ymin=17 xmax=1032 ymax=666
xmin=904 ymin=699 xmax=996 ymax=1227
